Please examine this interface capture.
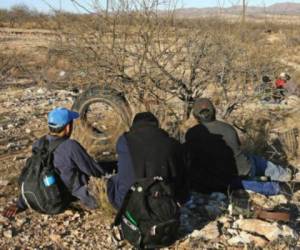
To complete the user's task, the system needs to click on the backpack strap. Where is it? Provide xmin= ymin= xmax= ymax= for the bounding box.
xmin=34 ymin=136 xmax=66 ymax=154
xmin=48 ymin=136 xmax=68 ymax=153
xmin=45 ymin=136 xmax=68 ymax=168
xmin=36 ymin=135 xmax=49 ymax=152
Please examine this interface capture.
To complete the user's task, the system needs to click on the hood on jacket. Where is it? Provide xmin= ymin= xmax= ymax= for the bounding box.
xmin=192 ymin=98 xmax=216 ymax=123
xmin=131 ymin=112 xmax=159 ymax=130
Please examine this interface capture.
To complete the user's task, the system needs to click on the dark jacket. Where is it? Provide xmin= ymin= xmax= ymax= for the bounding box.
xmin=18 ymin=135 xmax=104 ymax=210
xmin=107 ymin=113 xmax=188 ymax=209
xmin=185 ymin=98 xmax=251 ymax=193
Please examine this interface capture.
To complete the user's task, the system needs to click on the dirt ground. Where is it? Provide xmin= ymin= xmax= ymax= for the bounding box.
xmin=0 ymin=86 xmax=117 ymax=250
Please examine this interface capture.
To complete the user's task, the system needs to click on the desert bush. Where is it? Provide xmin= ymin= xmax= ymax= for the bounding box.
xmin=60 ymin=13 xmax=285 ymax=119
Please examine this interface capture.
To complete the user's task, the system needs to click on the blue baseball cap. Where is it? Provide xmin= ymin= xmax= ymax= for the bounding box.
xmin=48 ymin=107 xmax=79 ymax=128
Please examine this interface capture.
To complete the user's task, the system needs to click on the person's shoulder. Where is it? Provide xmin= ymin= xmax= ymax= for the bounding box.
xmin=116 ymin=133 xmax=130 ymax=153
xmin=117 ymin=134 xmax=127 ymax=145
xmin=215 ymin=120 xmax=235 ymax=129
xmin=159 ymin=129 xmax=179 ymax=143
xmin=63 ymin=138 xmax=82 ymax=146
xmin=59 ymin=138 xmax=84 ymax=152
xmin=189 ymin=123 xmax=202 ymax=130
xmin=215 ymin=120 xmax=237 ymax=135
xmin=32 ymin=136 xmax=47 ymax=151
xmin=185 ymin=123 xmax=204 ymax=138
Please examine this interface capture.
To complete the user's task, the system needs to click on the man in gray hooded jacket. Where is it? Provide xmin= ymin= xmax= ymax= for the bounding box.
xmin=185 ymin=98 xmax=292 ymax=195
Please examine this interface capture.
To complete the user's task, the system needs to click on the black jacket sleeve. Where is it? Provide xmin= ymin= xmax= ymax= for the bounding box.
xmin=169 ymin=140 xmax=189 ymax=204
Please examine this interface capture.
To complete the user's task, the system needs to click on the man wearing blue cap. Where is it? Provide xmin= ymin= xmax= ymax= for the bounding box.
xmin=3 ymin=107 xmax=104 ymax=217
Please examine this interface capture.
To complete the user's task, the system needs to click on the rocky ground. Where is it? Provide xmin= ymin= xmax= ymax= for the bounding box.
xmin=0 ymin=81 xmax=300 ymax=249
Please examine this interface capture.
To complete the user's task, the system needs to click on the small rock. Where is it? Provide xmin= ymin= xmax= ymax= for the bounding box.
xmin=7 ymin=124 xmax=14 ymax=129
xmin=6 ymin=143 xmax=16 ymax=149
xmin=50 ymin=233 xmax=61 ymax=242
xmin=191 ymin=221 xmax=220 ymax=240
xmin=25 ymin=128 xmax=31 ymax=134
xmin=250 ymin=193 xmax=287 ymax=209
xmin=63 ymin=220 xmax=69 ymax=226
xmin=269 ymin=195 xmax=288 ymax=205
xmin=71 ymin=230 xmax=79 ymax=236
xmin=228 ymin=231 xmax=268 ymax=247
xmin=281 ymin=225 xmax=299 ymax=241
xmin=13 ymin=155 xmax=25 ymax=161
xmin=59 ymin=71 xmax=66 ymax=77
xmin=71 ymin=212 xmax=80 ymax=221
xmin=233 ymin=219 xmax=281 ymax=241
xmin=106 ymin=235 xmax=112 ymax=245
xmin=16 ymin=218 xmax=26 ymax=227
xmin=3 ymin=229 xmax=13 ymax=239
xmin=42 ymin=214 xmax=49 ymax=221
xmin=217 ymin=216 xmax=232 ymax=228
xmin=25 ymin=89 xmax=32 ymax=94
xmin=228 ymin=235 xmax=247 ymax=245
xmin=227 ymin=228 xmax=238 ymax=236
xmin=37 ymin=88 xmax=46 ymax=95
xmin=176 ymin=237 xmax=190 ymax=249
xmin=0 ymin=180 xmax=9 ymax=186
xmin=0 ymin=215 xmax=9 ymax=224
xmin=64 ymin=210 xmax=74 ymax=216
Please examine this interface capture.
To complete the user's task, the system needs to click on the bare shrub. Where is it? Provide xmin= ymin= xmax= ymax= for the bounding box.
xmin=52 ymin=5 xmax=284 ymax=117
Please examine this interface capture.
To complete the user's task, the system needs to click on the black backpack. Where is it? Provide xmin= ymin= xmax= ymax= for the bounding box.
xmin=18 ymin=136 xmax=71 ymax=214
xmin=112 ymin=177 xmax=180 ymax=249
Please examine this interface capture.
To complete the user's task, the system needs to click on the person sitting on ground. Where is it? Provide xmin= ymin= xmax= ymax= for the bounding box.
xmin=107 ymin=112 xmax=189 ymax=209
xmin=185 ymin=98 xmax=292 ymax=196
xmin=3 ymin=107 xmax=104 ymax=218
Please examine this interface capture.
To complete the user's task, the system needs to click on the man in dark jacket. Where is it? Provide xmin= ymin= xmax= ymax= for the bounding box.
xmin=107 ymin=112 xmax=188 ymax=209
xmin=185 ymin=98 xmax=292 ymax=195
xmin=3 ymin=107 xmax=104 ymax=218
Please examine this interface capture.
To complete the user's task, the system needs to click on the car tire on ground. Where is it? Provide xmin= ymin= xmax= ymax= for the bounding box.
xmin=72 ymin=85 xmax=132 ymax=161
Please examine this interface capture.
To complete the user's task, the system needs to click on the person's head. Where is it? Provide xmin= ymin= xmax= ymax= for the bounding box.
xmin=48 ymin=107 xmax=79 ymax=137
xmin=192 ymin=98 xmax=216 ymax=123
xmin=279 ymin=72 xmax=291 ymax=81
xmin=262 ymin=75 xmax=271 ymax=83
xmin=131 ymin=112 xmax=159 ymax=129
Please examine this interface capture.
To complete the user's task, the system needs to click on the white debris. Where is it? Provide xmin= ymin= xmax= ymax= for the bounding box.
xmin=59 ymin=71 xmax=66 ymax=77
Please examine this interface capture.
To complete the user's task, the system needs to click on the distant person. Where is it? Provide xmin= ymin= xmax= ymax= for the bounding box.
xmin=185 ymin=98 xmax=292 ymax=195
xmin=3 ymin=107 xmax=104 ymax=218
xmin=107 ymin=112 xmax=188 ymax=209
xmin=274 ymin=72 xmax=290 ymax=102
xmin=256 ymin=75 xmax=273 ymax=103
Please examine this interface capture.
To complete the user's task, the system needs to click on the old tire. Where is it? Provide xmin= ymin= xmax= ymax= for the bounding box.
xmin=72 ymin=85 xmax=132 ymax=161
